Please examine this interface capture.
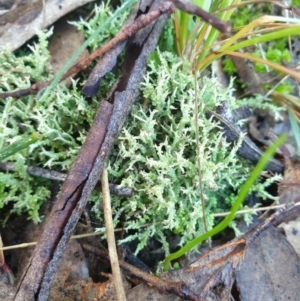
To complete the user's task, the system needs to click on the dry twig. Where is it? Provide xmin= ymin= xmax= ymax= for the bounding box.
xmin=101 ymin=167 xmax=127 ymax=301
xmin=0 ymin=162 xmax=133 ymax=197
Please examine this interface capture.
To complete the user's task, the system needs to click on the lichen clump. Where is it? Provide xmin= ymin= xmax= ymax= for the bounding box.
xmin=0 ymin=31 xmax=99 ymax=222
xmin=105 ymin=51 xmax=279 ymax=254
xmin=0 ymin=3 xmax=124 ymax=222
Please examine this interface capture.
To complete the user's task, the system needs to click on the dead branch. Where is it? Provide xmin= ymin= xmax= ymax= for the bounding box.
xmin=83 ymin=203 xmax=300 ymax=301
xmin=245 ymin=203 xmax=300 ymax=245
xmin=170 ymin=0 xmax=232 ymax=33
xmin=101 ymin=167 xmax=127 ymax=301
xmin=0 ymin=0 xmax=233 ymax=100
xmin=0 ymin=162 xmax=133 ymax=197
xmin=14 ymin=100 xmax=114 ymax=301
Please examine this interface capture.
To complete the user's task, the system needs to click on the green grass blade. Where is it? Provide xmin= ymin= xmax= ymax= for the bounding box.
xmin=179 ymin=11 xmax=191 ymax=52
xmin=0 ymin=132 xmax=42 ymax=161
xmin=196 ymin=0 xmax=241 ymax=63
xmin=227 ymin=26 xmax=300 ymax=52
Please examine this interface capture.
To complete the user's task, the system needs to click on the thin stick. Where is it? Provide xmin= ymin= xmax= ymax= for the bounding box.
xmin=0 ymin=0 xmax=232 ymax=100
xmin=101 ymin=167 xmax=127 ymax=301
xmin=0 ymin=162 xmax=133 ymax=196
xmin=82 ymin=243 xmax=203 ymax=301
xmin=213 ymin=203 xmax=285 ymax=217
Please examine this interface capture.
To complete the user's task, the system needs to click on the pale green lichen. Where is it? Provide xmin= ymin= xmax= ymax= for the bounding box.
xmin=100 ymin=50 xmax=281 ymax=254
xmin=0 ymin=31 xmax=54 ymax=222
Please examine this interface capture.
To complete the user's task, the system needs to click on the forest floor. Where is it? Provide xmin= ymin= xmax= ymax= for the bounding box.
xmin=1 ymin=1 xmax=300 ymax=301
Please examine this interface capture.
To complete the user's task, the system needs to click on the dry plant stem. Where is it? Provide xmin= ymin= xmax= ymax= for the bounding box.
xmin=0 ymin=203 xmax=284 ymax=251
xmin=193 ymin=66 xmax=208 ymax=236
xmin=1 ymin=223 xmax=153 ymax=251
xmin=0 ymin=1 xmax=175 ymax=100
xmin=120 ymin=260 xmax=204 ymax=301
xmin=244 ymin=203 xmax=300 ymax=244
xmin=218 ymin=0 xmax=300 ymax=13
xmin=101 ymin=167 xmax=127 ymax=301
xmin=213 ymin=204 xmax=285 ymax=217
xmin=118 ymin=204 xmax=300 ymax=301
xmin=215 ymin=51 xmax=300 ymax=82
xmin=82 ymin=243 xmax=205 ymax=301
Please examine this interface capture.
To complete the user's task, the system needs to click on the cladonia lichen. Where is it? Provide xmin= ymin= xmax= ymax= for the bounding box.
xmin=102 ymin=50 xmax=281 ymax=254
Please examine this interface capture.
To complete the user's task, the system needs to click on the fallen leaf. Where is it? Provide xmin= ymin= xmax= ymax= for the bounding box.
xmin=48 ymin=241 xmax=132 ymax=301
xmin=48 ymin=19 xmax=89 ymax=85
xmin=236 ymin=223 xmax=300 ymax=301
xmin=126 ymin=238 xmax=246 ymax=301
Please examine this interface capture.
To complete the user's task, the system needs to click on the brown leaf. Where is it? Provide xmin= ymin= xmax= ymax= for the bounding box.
xmin=0 ymin=0 xmax=15 ymax=10
xmin=229 ymin=54 xmax=264 ymax=95
xmin=236 ymin=223 xmax=300 ymax=301
xmin=79 ymin=204 xmax=300 ymax=301
xmin=79 ymin=274 xmax=131 ymax=301
xmin=279 ymin=217 xmax=300 ymax=256
xmin=234 ymin=164 xmax=300 ymax=300
xmin=48 ymin=241 xmax=130 ymax=301
xmin=0 ymin=277 xmax=15 ymax=301
xmin=166 ymin=239 xmax=245 ymax=300
xmin=0 ymin=0 xmax=43 ymax=26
